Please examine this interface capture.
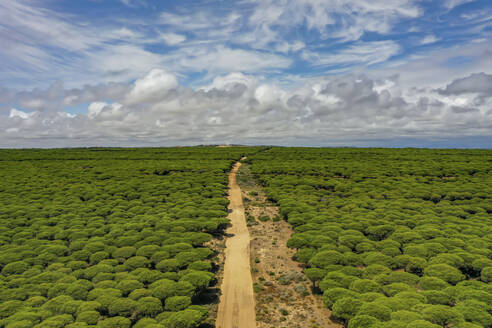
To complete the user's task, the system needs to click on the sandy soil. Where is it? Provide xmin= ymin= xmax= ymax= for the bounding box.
xmin=237 ymin=163 xmax=342 ymax=328
xmin=216 ymin=162 xmax=257 ymax=328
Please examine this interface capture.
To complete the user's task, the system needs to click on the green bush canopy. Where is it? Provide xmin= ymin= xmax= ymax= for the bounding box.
xmin=1 ymin=147 xmax=491 ymax=328
xmin=0 ymin=147 xmax=262 ymax=327
xmin=248 ymin=147 xmax=492 ymax=328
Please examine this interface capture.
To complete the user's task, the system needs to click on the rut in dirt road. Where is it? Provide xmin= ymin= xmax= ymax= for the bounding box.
xmin=216 ymin=162 xmax=256 ymax=328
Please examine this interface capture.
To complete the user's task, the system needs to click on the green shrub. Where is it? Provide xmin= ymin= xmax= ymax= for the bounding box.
xmin=422 ymin=290 xmax=452 ymax=305
xmin=308 ymin=250 xmax=343 ymax=268
xmin=107 ymin=298 xmax=138 ymax=317
xmin=390 ymin=310 xmax=422 ymax=322
xmin=97 ymin=316 xmax=131 ymax=328
xmin=455 ymin=299 xmax=492 ymax=327
xmin=136 ymin=296 xmax=163 ymax=316
xmin=150 ymin=251 xmax=170 ymax=264
xmin=151 ymin=279 xmax=178 ymax=300
xmin=129 ymin=288 xmax=152 ymax=300
xmin=165 ymin=309 xmax=206 ymax=328
xmin=362 ymin=265 xmax=391 ymax=279
xmin=134 ymin=318 xmax=158 ymax=328
xmin=112 ymin=247 xmax=136 ymax=259
xmin=349 ymin=279 xmax=380 ymax=293
xmin=25 ymin=296 xmax=47 ymax=307
xmin=116 ymin=280 xmax=144 ymax=295
xmin=421 ymin=305 xmax=464 ymax=327
xmin=156 ymin=259 xmax=180 ymax=272
xmin=419 ymin=277 xmax=450 ymax=290
xmin=480 ymin=267 xmax=492 ymax=283
xmin=382 ymin=283 xmax=414 ymax=296
xmin=34 ymin=314 xmax=74 ymax=327
xmin=41 ymin=295 xmax=74 ymax=315
xmin=332 ymin=297 xmax=363 ymax=322
xmin=165 ymin=296 xmax=192 ymax=312
xmin=136 ymin=245 xmax=160 ymax=258
xmin=2 ymin=261 xmax=30 ymax=275
xmin=123 ymin=256 xmax=150 ymax=270
xmin=323 ymin=288 xmax=359 ymax=308
xmin=179 ymin=271 xmax=212 ymax=290
xmin=406 ymin=320 xmax=441 ymax=328
xmin=187 ymin=261 xmax=212 ymax=271
xmin=377 ymin=320 xmax=407 ymax=328
xmin=89 ymin=252 xmax=109 ymax=265
xmin=424 ymin=264 xmax=465 ymax=284
xmin=76 ymin=310 xmax=100 ymax=325
xmin=357 ymin=302 xmax=391 ymax=321
xmin=348 ymin=315 xmax=380 ymax=328
xmin=87 ymin=288 xmax=122 ymax=300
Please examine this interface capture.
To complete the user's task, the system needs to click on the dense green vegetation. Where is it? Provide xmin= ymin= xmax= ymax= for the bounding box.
xmin=249 ymin=148 xmax=492 ymax=328
xmin=0 ymin=147 xmax=261 ymax=328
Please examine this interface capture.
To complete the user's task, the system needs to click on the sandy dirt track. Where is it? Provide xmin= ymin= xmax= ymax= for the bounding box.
xmin=216 ymin=162 xmax=256 ymax=328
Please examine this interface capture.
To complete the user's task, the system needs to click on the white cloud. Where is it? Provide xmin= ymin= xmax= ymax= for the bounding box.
xmin=201 ymin=72 xmax=258 ymax=91
xmin=178 ymin=46 xmax=292 ymax=74
xmin=2 ymin=70 xmax=491 ymax=147
xmin=245 ymin=0 xmax=421 ymax=43
xmin=420 ymin=35 xmax=440 ymax=45
xmin=120 ymin=0 xmax=147 ymax=8
xmin=88 ymin=45 xmax=166 ymax=83
xmin=126 ymin=69 xmax=178 ymax=105
xmin=9 ymin=108 xmax=35 ymax=119
xmin=303 ymin=41 xmax=401 ymax=67
xmin=160 ymin=33 xmax=187 ymax=45
xmin=443 ymin=0 xmax=476 ymax=10
xmin=88 ymin=102 xmax=125 ymax=119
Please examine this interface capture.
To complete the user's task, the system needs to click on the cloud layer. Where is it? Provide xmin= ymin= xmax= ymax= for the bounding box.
xmin=1 ymin=70 xmax=491 ymax=147
xmin=1 ymin=0 xmax=490 ymax=147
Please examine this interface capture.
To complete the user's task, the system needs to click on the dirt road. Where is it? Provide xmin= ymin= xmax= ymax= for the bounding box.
xmin=216 ymin=162 xmax=256 ymax=328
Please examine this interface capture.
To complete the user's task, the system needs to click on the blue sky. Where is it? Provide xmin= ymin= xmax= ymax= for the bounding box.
xmin=0 ymin=0 xmax=491 ymax=147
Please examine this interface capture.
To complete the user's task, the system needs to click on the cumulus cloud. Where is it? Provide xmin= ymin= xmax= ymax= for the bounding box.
xmin=126 ymin=69 xmax=178 ymax=105
xmin=439 ymin=73 xmax=492 ymax=95
xmin=9 ymin=108 xmax=35 ymax=119
xmin=1 ymin=70 xmax=491 ymax=148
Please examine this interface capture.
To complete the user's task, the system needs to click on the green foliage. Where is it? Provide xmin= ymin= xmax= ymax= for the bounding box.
xmin=165 ymin=296 xmax=192 ymax=312
xmin=421 ymin=304 xmax=464 ymax=326
xmin=97 ymin=316 xmax=131 ymax=328
xmin=349 ymin=279 xmax=380 ymax=293
xmin=136 ymin=296 xmax=163 ymax=316
xmin=179 ymin=271 xmax=212 ymax=289
xmin=332 ymin=297 xmax=363 ymax=322
xmin=390 ymin=310 xmax=422 ymax=322
xmin=247 ymin=147 xmax=492 ymax=326
xmin=308 ymin=250 xmax=343 ymax=268
xmin=1 ymin=147 xmax=491 ymax=327
xmin=164 ymin=309 xmax=206 ymax=328
xmin=480 ymin=267 xmax=492 ymax=283
xmin=356 ymin=302 xmax=391 ymax=321
xmin=2 ymin=261 xmax=30 ymax=275
xmin=348 ymin=315 xmax=380 ymax=328
xmin=109 ymin=299 xmax=138 ymax=318
xmin=424 ymin=264 xmax=465 ymax=285
xmin=76 ymin=311 xmax=100 ymax=325
xmin=322 ymin=288 xmax=359 ymax=308
xmin=406 ymin=320 xmax=441 ymax=328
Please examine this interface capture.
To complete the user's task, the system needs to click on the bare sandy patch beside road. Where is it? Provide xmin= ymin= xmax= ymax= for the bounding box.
xmin=236 ymin=163 xmax=341 ymax=328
